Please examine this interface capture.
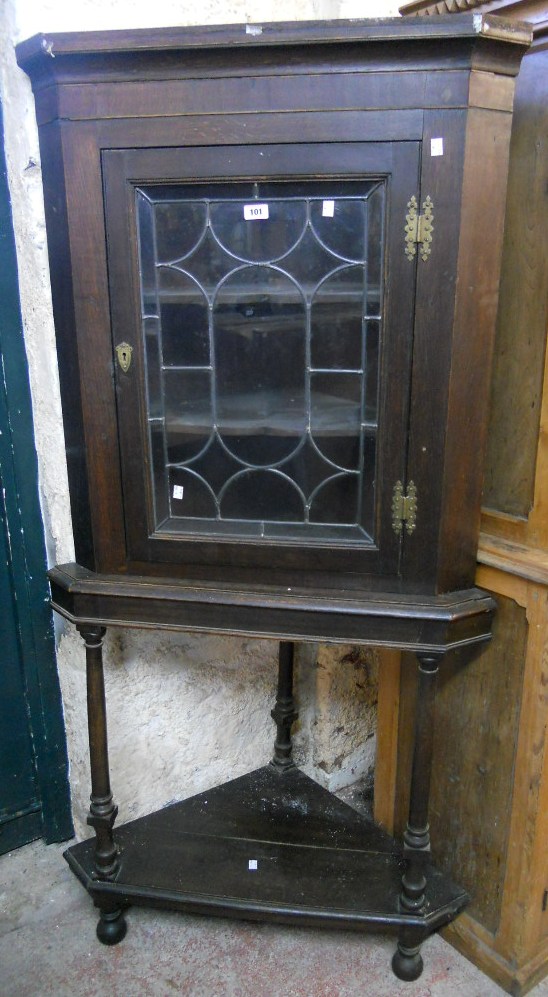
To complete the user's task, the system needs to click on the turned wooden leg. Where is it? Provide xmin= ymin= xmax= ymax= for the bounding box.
xmin=392 ymin=925 xmax=428 ymax=982
xmin=392 ymin=653 xmax=440 ymax=981
xmin=270 ymin=641 xmax=298 ymax=773
xmin=96 ymin=903 xmax=128 ymax=946
xmin=78 ymin=625 xmax=126 ymax=944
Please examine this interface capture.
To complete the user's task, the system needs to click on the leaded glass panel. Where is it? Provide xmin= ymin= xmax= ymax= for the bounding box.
xmin=136 ymin=180 xmax=385 ymax=544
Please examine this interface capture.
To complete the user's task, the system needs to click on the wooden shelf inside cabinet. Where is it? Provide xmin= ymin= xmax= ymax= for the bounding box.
xmin=17 ymin=16 xmax=529 ymax=984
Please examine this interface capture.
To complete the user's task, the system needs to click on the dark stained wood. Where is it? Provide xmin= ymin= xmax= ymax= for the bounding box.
xmin=402 ymin=105 xmax=514 ymax=591
xmin=400 ymin=107 xmax=468 ymax=590
xmin=49 ymin=563 xmax=496 ymax=652
xmin=45 ymin=71 xmax=464 ymax=122
xmin=52 ymin=121 xmax=126 ymax=571
xmin=270 ymin=642 xmax=298 ymax=772
xmin=17 ymin=19 xmax=530 ymax=591
xmin=61 ymin=124 xmax=127 ymax=571
xmin=392 ymin=653 xmax=441 ymax=980
xmin=77 ymin=625 xmax=121 ymax=881
xmin=400 ymin=656 xmax=440 ymax=906
xmin=38 ymin=121 xmax=95 ymax=569
xmin=393 ymin=596 xmax=528 ymax=935
xmin=102 ymin=140 xmax=418 ymax=581
xmin=64 ymin=765 xmax=468 ymax=935
xmin=16 ymin=18 xmax=531 ymax=982
xmin=436 ymin=105 xmax=514 ymax=589
xmin=399 ymin=5 xmax=548 ymax=549
xmin=99 ymin=110 xmax=425 ymax=146
xmin=15 ymin=15 xmax=531 ymax=61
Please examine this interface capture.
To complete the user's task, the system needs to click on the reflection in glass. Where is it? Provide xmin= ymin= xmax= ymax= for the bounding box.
xmin=183 ymin=434 xmax=242 ymax=495
xmin=157 ymin=269 xmax=209 ymax=367
xmin=282 ymin=436 xmax=341 ymax=503
xmin=210 ymin=198 xmax=306 ymax=262
xmin=164 ymin=369 xmax=212 ymax=463
xmin=310 ymin=198 xmax=366 ymax=261
xmin=309 ymin=474 xmax=359 ymax=525
xmin=135 ymin=181 xmax=386 ymax=544
xmin=154 ymin=200 xmax=207 ymax=262
xmin=220 ymin=470 xmax=304 ymax=522
xmin=364 ymin=321 xmax=380 ymax=423
xmin=359 ymin=435 xmax=377 ymax=538
xmin=179 ymin=229 xmax=239 ymax=293
xmin=311 ymin=267 xmax=364 ymax=370
xmin=149 ymin=421 xmax=169 ymax=525
xmin=169 ymin=468 xmax=217 ymax=519
xmin=310 ymin=372 xmax=362 ymax=470
xmin=214 ymin=266 xmax=307 ymax=466
xmin=144 ymin=317 xmax=162 ymax=420
xmin=281 ymin=227 xmax=345 ymax=293
xmin=137 ymin=193 xmax=157 ymax=315
xmin=367 ymin=185 xmax=384 ymax=314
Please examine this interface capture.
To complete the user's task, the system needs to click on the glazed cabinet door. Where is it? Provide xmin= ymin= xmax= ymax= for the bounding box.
xmin=103 ymin=141 xmax=420 ymax=582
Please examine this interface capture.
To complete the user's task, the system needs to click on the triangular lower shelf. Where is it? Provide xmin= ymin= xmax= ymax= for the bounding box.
xmin=65 ymin=766 xmax=468 ymax=933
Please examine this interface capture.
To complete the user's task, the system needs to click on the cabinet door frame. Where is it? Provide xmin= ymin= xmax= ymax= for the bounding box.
xmin=103 ymin=140 xmax=420 ymax=583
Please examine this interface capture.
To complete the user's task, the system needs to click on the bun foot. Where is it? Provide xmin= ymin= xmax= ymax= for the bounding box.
xmin=96 ymin=908 xmax=127 ymax=945
xmin=392 ymin=942 xmax=424 ymax=981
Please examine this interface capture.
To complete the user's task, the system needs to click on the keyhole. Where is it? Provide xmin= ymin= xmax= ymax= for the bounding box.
xmin=116 ymin=342 xmax=132 ymax=372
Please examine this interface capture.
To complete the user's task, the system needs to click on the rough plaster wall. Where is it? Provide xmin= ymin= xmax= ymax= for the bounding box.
xmin=0 ymin=2 xmax=74 ymax=571
xmin=14 ymin=0 xmax=401 ymax=34
xmin=2 ymin=0 xmax=395 ymax=838
xmin=314 ymin=645 xmax=379 ymax=792
xmin=59 ymin=628 xmax=282 ymax=829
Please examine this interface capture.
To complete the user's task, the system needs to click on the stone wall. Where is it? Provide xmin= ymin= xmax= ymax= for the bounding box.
xmin=1 ymin=0 xmax=396 ymax=837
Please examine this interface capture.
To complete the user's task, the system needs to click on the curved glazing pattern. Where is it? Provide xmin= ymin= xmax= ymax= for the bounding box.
xmin=135 ymin=180 xmax=385 ymax=544
xmin=210 ymin=197 xmax=307 ymax=262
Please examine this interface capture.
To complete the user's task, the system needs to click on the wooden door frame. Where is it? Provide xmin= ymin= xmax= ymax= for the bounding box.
xmin=0 ymin=100 xmax=72 ymax=848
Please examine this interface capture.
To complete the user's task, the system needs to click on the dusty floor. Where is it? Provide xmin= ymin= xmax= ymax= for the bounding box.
xmin=2 ymin=832 xmax=548 ymax=997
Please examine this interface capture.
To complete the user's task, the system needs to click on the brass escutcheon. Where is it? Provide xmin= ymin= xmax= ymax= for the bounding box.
xmin=115 ymin=342 xmax=133 ymax=373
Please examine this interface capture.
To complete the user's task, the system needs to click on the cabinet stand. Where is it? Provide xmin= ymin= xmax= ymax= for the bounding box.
xmin=78 ymin=624 xmax=127 ymax=944
xmin=392 ymin=654 xmax=439 ymax=980
xmin=55 ymin=567 xmax=496 ymax=981
xmin=270 ymin=641 xmax=298 ymax=774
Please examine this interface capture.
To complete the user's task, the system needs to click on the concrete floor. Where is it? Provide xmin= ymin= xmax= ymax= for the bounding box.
xmin=2 ymin=835 xmax=548 ymax=997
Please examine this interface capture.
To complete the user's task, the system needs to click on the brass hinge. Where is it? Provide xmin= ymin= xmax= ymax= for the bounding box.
xmin=392 ymin=481 xmax=418 ymax=536
xmin=405 ymin=196 xmax=434 ymax=262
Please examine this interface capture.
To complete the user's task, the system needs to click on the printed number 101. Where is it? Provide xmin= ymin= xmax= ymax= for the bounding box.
xmin=243 ymin=203 xmax=269 ymax=221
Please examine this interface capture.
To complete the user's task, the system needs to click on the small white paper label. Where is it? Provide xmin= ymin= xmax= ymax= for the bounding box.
xmin=172 ymin=485 xmax=184 ymax=501
xmin=430 ymin=137 xmax=444 ymax=157
xmin=243 ymin=203 xmax=269 ymax=221
xmin=322 ymin=199 xmax=335 ymax=218
xmin=248 ymin=859 xmax=258 ymax=870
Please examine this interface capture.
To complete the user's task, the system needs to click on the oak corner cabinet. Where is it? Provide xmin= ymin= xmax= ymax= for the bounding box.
xmin=16 ymin=17 xmax=530 ymax=981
